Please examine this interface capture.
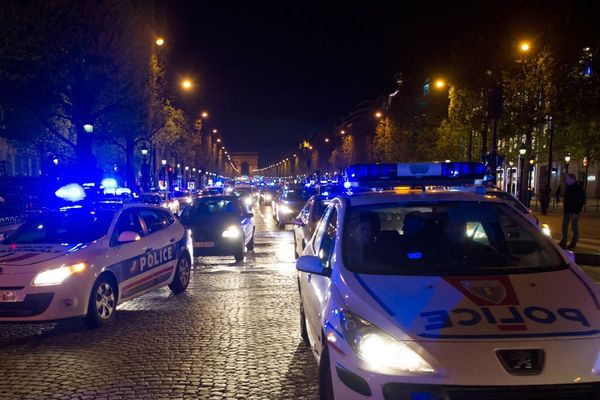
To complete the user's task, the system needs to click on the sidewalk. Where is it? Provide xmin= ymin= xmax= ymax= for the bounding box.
xmin=530 ymin=205 xmax=600 ymax=265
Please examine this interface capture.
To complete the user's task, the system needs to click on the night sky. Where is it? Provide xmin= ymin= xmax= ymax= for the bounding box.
xmin=163 ymin=1 xmax=597 ymax=166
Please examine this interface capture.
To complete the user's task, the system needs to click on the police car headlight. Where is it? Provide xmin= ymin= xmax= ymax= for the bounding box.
xmin=33 ymin=262 xmax=87 ymax=286
xmin=541 ymin=223 xmax=551 ymax=237
xmin=222 ymin=225 xmax=241 ymax=239
xmin=340 ymin=311 xmax=434 ymax=374
xmin=243 ymin=197 xmax=253 ymax=206
xmin=279 ymin=205 xmax=294 ymax=214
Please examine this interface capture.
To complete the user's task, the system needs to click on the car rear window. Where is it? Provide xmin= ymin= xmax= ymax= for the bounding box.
xmin=342 ymin=201 xmax=564 ymax=276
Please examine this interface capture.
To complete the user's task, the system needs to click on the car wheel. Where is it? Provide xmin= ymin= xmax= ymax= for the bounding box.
xmin=169 ymin=254 xmax=191 ymax=294
xmin=319 ymin=345 xmax=335 ymax=400
xmin=246 ymin=229 xmax=255 ymax=251
xmin=84 ymin=275 xmax=117 ymax=328
xmin=234 ymin=243 xmax=245 ymax=262
xmin=300 ymin=300 xmax=310 ymax=346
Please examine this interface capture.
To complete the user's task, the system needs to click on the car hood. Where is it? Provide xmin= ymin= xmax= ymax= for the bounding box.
xmin=346 ymin=268 xmax=600 ymax=341
xmin=0 ymin=243 xmax=89 ymax=270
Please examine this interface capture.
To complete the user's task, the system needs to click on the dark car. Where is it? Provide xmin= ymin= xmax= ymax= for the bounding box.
xmin=292 ymin=194 xmax=332 ymax=258
xmin=259 ymin=187 xmax=276 ymax=205
xmin=272 ymin=186 xmax=316 ymax=229
xmin=179 ymin=195 xmax=255 ymax=262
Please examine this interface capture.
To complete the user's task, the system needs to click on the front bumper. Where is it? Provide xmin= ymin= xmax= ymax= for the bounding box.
xmin=327 ymin=337 xmax=600 ymax=400
xmin=381 ymin=382 xmax=600 ymax=400
xmin=193 ymin=238 xmax=243 ymax=256
xmin=0 ymin=273 xmax=93 ymax=322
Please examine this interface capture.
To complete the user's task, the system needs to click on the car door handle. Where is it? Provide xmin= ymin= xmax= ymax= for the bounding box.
xmin=144 ymin=247 xmax=153 ymax=253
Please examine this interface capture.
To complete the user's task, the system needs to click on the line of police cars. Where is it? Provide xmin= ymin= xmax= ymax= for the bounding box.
xmin=0 ymin=182 xmax=256 ymax=327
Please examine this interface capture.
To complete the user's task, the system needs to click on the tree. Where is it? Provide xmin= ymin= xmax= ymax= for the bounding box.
xmin=0 ymin=0 xmax=154 ymax=181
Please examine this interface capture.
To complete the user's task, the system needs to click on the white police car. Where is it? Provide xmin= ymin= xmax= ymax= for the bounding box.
xmin=297 ymin=162 xmax=600 ymax=399
xmin=0 ymin=203 xmax=193 ymax=327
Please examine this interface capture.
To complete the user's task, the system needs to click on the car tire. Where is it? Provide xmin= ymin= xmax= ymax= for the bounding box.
xmin=169 ymin=254 xmax=191 ymax=294
xmin=319 ymin=345 xmax=335 ymax=400
xmin=234 ymin=243 xmax=245 ymax=263
xmin=84 ymin=275 xmax=117 ymax=328
xmin=246 ymin=229 xmax=255 ymax=251
xmin=300 ymin=300 xmax=310 ymax=346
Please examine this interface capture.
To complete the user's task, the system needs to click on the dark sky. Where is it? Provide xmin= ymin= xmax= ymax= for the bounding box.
xmin=162 ymin=1 xmax=597 ymax=166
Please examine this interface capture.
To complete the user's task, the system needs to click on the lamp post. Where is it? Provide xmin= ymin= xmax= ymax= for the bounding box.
xmin=564 ymin=155 xmax=571 ymax=173
xmin=518 ymin=144 xmax=527 ymax=203
xmin=528 ymin=158 xmax=535 ymax=207
xmin=140 ymin=145 xmax=150 ymax=191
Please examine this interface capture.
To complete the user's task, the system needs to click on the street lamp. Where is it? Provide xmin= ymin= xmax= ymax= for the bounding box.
xmin=518 ymin=144 xmax=527 ymax=202
xmin=374 ymin=111 xmax=383 ymax=119
xmin=434 ymin=79 xmax=446 ymax=89
xmin=519 ymin=41 xmax=531 ymax=52
xmin=216 ymin=138 xmax=221 ymax=143
xmin=212 ymin=129 xmax=218 ymax=134
xmin=565 ymin=155 xmax=571 ymax=173
xmin=181 ymin=79 xmax=193 ymax=90
xmin=201 ymin=111 xmax=209 ymax=118
xmin=155 ymin=37 xmax=165 ymax=46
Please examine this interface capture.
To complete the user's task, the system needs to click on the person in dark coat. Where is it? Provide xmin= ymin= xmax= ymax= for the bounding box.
xmin=554 ymin=185 xmax=561 ymax=206
xmin=559 ymin=174 xmax=586 ymax=249
xmin=539 ymin=184 xmax=551 ymax=215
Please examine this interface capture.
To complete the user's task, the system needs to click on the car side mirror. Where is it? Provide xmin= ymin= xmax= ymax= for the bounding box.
xmin=292 ymin=217 xmax=305 ymax=227
xmin=296 ymin=255 xmax=329 ymax=276
xmin=117 ymin=231 xmax=141 ymax=243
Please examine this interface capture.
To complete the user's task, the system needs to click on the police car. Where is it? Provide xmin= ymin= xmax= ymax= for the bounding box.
xmin=0 ymin=203 xmax=193 ymax=327
xmin=296 ymin=162 xmax=600 ymax=399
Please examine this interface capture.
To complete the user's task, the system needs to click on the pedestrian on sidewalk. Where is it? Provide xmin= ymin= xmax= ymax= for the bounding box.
xmin=559 ymin=174 xmax=586 ymax=250
xmin=554 ymin=185 xmax=561 ymax=206
xmin=539 ymin=184 xmax=551 ymax=215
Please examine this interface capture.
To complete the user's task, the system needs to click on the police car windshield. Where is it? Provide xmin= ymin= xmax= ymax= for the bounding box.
xmin=4 ymin=209 xmax=115 ymax=245
xmin=343 ymin=201 xmax=564 ymax=275
xmin=487 ymin=191 xmax=528 ymax=214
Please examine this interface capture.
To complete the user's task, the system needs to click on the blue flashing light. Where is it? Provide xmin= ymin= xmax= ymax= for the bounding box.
xmin=321 ymin=191 xmax=329 ymax=196
xmin=407 ymin=252 xmax=423 ymax=260
xmin=55 ymin=184 xmax=86 ymax=202
xmin=345 ymin=162 xmax=486 ymax=187
xmin=101 ymin=178 xmax=118 ymax=189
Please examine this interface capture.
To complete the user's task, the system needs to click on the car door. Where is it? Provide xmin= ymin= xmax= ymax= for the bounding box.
xmin=136 ymin=208 xmax=180 ymax=290
xmin=302 ymin=206 xmax=337 ymax=352
xmin=108 ymin=208 xmax=150 ymax=300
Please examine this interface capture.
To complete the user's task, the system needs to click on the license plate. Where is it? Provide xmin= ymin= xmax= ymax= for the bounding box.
xmin=0 ymin=290 xmax=18 ymax=302
xmin=194 ymin=241 xmax=215 ymax=248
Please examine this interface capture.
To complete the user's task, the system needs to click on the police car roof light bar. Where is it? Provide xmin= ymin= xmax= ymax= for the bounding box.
xmin=345 ymin=162 xmax=487 ymax=188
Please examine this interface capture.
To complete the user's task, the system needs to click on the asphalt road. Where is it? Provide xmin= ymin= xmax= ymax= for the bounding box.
xmin=0 ymin=204 xmax=319 ymax=400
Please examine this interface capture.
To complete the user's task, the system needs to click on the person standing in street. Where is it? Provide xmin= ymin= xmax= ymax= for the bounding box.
xmin=554 ymin=185 xmax=561 ymax=206
xmin=559 ymin=174 xmax=586 ymax=250
xmin=539 ymin=184 xmax=551 ymax=215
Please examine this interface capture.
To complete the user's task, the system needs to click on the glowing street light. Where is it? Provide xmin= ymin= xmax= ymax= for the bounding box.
xmin=519 ymin=41 xmax=531 ymax=52
xmin=324 ymin=138 xmax=330 ymax=143
xmin=216 ymin=138 xmax=221 ymax=143
xmin=155 ymin=37 xmax=165 ymax=46
xmin=375 ymin=111 xmax=383 ymax=119
xmin=434 ymin=79 xmax=446 ymax=89
xmin=212 ymin=129 xmax=218 ymax=133
xmin=201 ymin=111 xmax=209 ymax=118
xmin=161 ymin=159 xmax=167 ymax=166
xmin=340 ymin=130 xmax=346 ymax=135
xmin=181 ymin=79 xmax=193 ymax=90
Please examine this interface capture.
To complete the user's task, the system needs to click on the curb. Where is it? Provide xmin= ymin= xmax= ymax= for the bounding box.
xmin=575 ymin=252 xmax=600 ymax=266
